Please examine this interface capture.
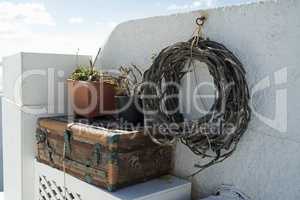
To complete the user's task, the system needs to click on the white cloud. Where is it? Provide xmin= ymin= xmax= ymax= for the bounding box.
xmin=0 ymin=21 xmax=117 ymax=62
xmin=68 ymin=17 xmax=84 ymax=24
xmin=0 ymin=23 xmax=31 ymax=40
xmin=167 ymin=0 xmax=217 ymax=11
xmin=167 ymin=4 xmax=189 ymax=10
xmin=0 ymin=28 xmax=115 ymax=62
xmin=0 ymin=2 xmax=55 ymax=40
xmin=0 ymin=2 xmax=55 ymax=26
xmin=0 ymin=1 xmax=116 ymax=63
xmin=96 ymin=21 xmax=118 ymax=29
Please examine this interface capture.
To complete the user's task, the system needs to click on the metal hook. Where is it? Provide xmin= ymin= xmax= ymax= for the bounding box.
xmin=196 ymin=16 xmax=206 ymax=26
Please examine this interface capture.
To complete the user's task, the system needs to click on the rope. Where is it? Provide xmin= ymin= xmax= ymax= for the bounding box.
xmin=63 ymin=142 xmax=67 ymax=200
xmin=141 ymin=19 xmax=251 ymax=175
xmin=62 ymin=123 xmax=75 ymax=200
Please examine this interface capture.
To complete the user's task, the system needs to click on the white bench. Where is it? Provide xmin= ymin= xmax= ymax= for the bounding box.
xmin=35 ymin=161 xmax=191 ymax=200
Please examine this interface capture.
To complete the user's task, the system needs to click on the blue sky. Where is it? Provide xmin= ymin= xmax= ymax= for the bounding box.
xmin=0 ymin=0 xmax=256 ymax=62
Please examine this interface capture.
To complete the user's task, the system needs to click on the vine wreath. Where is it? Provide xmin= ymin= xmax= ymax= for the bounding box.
xmin=141 ymin=18 xmax=251 ymax=176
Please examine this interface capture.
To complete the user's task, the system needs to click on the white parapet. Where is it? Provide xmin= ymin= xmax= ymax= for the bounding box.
xmin=35 ymin=161 xmax=191 ymax=200
xmin=3 ymin=52 xmax=90 ymax=109
xmin=95 ymin=0 xmax=300 ymax=199
xmin=2 ymin=53 xmax=90 ymax=200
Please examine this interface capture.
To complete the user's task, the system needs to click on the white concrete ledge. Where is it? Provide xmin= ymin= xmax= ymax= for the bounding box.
xmin=35 ymin=161 xmax=191 ymax=200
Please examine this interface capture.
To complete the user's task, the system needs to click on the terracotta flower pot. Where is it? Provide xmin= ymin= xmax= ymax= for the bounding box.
xmin=68 ymin=79 xmax=116 ymax=118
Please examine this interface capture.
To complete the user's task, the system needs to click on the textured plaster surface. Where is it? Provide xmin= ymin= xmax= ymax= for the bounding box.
xmin=2 ymin=99 xmax=59 ymax=200
xmin=96 ymin=0 xmax=300 ymax=199
xmin=2 ymin=53 xmax=90 ymax=200
xmin=2 ymin=53 xmax=90 ymax=108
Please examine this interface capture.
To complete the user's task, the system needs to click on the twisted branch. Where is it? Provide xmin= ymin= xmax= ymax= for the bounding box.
xmin=141 ymin=37 xmax=251 ymax=176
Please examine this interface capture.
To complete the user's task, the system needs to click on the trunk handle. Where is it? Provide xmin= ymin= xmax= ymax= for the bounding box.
xmin=92 ymin=143 xmax=102 ymax=166
xmin=64 ymin=129 xmax=72 ymax=157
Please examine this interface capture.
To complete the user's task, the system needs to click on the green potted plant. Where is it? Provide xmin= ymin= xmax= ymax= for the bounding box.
xmin=68 ymin=51 xmax=116 ymax=118
xmin=114 ymin=64 xmax=144 ymax=125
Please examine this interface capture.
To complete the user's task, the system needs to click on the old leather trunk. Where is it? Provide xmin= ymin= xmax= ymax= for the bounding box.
xmin=36 ymin=116 xmax=173 ymax=191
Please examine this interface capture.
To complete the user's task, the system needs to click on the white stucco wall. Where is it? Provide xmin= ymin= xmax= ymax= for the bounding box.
xmin=96 ymin=0 xmax=300 ymax=199
xmin=2 ymin=53 xmax=90 ymax=200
